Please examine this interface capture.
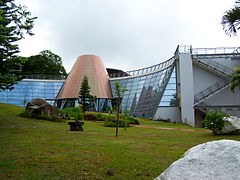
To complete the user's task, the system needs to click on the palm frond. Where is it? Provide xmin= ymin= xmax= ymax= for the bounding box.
xmin=222 ymin=6 xmax=240 ymax=36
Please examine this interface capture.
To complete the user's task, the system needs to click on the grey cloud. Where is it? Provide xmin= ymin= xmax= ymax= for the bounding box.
xmin=18 ymin=0 xmax=239 ymax=72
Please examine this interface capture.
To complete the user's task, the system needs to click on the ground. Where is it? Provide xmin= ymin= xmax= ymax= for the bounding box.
xmin=1 ymin=103 xmax=240 ymax=180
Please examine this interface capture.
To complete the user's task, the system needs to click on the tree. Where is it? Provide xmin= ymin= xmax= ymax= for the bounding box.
xmin=222 ymin=0 xmax=240 ymax=36
xmin=22 ymin=50 xmax=67 ymax=77
xmin=114 ymin=81 xmax=128 ymax=137
xmin=169 ymin=93 xmax=178 ymax=106
xmin=79 ymin=76 xmax=95 ymax=112
xmin=230 ymin=67 xmax=240 ymax=92
xmin=0 ymin=0 xmax=37 ymax=90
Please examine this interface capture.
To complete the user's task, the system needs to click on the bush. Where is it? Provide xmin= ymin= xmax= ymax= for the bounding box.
xmin=104 ymin=119 xmax=131 ymax=127
xmin=104 ymin=114 xmax=139 ymax=128
xmin=119 ymin=114 xmax=140 ymax=125
xmin=19 ymin=111 xmax=64 ymax=122
xmin=202 ymin=110 xmax=228 ymax=134
xmin=83 ymin=111 xmax=140 ymax=127
xmin=83 ymin=112 xmax=115 ymax=121
xmin=157 ymin=118 xmax=170 ymax=123
xmin=60 ymin=107 xmax=83 ymax=120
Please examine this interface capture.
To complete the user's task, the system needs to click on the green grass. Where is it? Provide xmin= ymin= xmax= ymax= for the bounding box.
xmin=0 ymin=103 xmax=240 ymax=180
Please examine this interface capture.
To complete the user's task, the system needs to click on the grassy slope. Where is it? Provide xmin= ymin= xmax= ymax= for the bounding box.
xmin=0 ymin=103 xmax=240 ymax=180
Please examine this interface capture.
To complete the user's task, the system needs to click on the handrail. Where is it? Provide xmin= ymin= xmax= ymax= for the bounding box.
xmin=193 ymin=58 xmax=233 ymax=77
xmin=109 ymin=56 xmax=176 ymax=78
xmin=23 ymin=74 xmax=66 ymax=80
xmin=192 ymin=47 xmax=240 ymax=55
xmin=194 ymin=80 xmax=229 ymax=104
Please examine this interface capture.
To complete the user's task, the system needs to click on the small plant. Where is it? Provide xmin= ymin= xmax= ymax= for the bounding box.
xmin=202 ymin=110 xmax=228 ymax=134
xmin=123 ymin=110 xmax=130 ymax=116
xmin=83 ymin=111 xmax=115 ymax=121
xmin=60 ymin=107 xmax=83 ymax=120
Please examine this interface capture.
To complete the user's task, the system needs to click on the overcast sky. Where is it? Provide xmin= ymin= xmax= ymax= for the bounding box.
xmin=16 ymin=0 xmax=239 ymax=73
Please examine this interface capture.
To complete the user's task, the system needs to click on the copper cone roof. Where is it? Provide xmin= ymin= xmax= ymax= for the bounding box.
xmin=57 ymin=55 xmax=112 ymax=99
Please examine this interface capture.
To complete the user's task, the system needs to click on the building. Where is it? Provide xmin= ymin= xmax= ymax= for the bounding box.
xmin=1 ymin=45 xmax=240 ymax=127
xmin=55 ymin=55 xmax=112 ymax=111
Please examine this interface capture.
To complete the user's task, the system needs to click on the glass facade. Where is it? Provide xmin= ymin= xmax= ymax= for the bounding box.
xmin=0 ymin=80 xmax=64 ymax=106
xmin=110 ymin=63 xmax=176 ymax=119
xmin=159 ymin=68 xmax=177 ymax=106
xmin=1 ymin=57 xmax=176 ymax=120
xmin=56 ymin=98 xmax=112 ymax=112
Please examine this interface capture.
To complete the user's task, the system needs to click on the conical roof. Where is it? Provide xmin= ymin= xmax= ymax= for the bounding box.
xmin=57 ymin=55 xmax=112 ymax=99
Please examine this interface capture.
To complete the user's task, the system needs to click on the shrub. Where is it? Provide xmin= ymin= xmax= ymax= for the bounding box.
xmin=157 ymin=118 xmax=170 ymax=123
xmin=104 ymin=114 xmax=139 ymax=127
xmin=202 ymin=110 xmax=228 ymax=134
xmin=104 ymin=119 xmax=131 ymax=127
xmin=83 ymin=112 xmax=115 ymax=121
xmin=59 ymin=107 xmax=83 ymax=120
xmin=83 ymin=111 xmax=98 ymax=120
xmin=119 ymin=114 xmax=139 ymax=125
xmin=82 ymin=111 xmax=140 ymax=127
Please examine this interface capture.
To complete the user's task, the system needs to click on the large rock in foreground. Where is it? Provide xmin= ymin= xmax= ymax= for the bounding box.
xmin=26 ymin=98 xmax=58 ymax=116
xmin=219 ymin=116 xmax=240 ymax=135
xmin=155 ymin=140 xmax=240 ymax=180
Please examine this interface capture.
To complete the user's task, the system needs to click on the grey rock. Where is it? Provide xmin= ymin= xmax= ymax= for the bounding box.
xmin=219 ymin=116 xmax=240 ymax=134
xmin=155 ymin=140 xmax=240 ymax=180
xmin=25 ymin=98 xmax=58 ymax=116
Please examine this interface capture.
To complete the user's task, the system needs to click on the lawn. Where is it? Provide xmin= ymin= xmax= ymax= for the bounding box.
xmin=0 ymin=103 xmax=240 ymax=180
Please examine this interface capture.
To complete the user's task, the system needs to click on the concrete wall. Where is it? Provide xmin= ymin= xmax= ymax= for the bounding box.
xmin=154 ymin=106 xmax=181 ymax=123
xmin=178 ymin=53 xmax=195 ymax=126
xmin=231 ymin=58 xmax=240 ymax=68
xmin=192 ymin=64 xmax=224 ymax=95
xmin=210 ymin=57 xmax=232 ymax=68
xmin=204 ymin=87 xmax=240 ymax=106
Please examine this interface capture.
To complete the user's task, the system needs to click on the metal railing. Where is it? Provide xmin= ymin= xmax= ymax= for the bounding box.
xmin=23 ymin=74 xmax=66 ymax=80
xmin=175 ymin=45 xmax=192 ymax=54
xmin=193 ymin=58 xmax=233 ymax=77
xmin=109 ymin=56 xmax=175 ymax=78
xmin=174 ymin=45 xmax=240 ymax=55
xmin=192 ymin=47 xmax=240 ymax=55
xmin=194 ymin=80 xmax=229 ymax=104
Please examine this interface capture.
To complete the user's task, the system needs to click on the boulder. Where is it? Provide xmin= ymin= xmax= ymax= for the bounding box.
xmin=26 ymin=98 xmax=58 ymax=116
xmin=155 ymin=140 xmax=240 ymax=180
xmin=219 ymin=116 xmax=240 ymax=135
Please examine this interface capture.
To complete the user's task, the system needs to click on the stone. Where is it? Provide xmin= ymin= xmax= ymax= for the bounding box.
xmin=219 ymin=116 xmax=240 ymax=135
xmin=155 ymin=140 xmax=240 ymax=180
xmin=25 ymin=98 xmax=58 ymax=116
xmin=68 ymin=121 xmax=84 ymax=131
xmin=107 ymin=169 xmax=114 ymax=176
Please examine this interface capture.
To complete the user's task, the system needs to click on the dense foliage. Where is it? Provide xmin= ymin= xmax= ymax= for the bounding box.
xmin=222 ymin=0 xmax=240 ymax=36
xmin=83 ymin=111 xmax=139 ymax=127
xmin=60 ymin=107 xmax=83 ymax=121
xmin=202 ymin=110 xmax=228 ymax=134
xmin=104 ymin=114 xmax=140 ymax=128
xmin=84 ymin=111 xmax=114 ymax=121
xmin=22 ymin=50 xmax=67 ymax=77
xmin=230 ymin=67 xmax=240 ymax=92
xmin=0 ymin=0 xmax=37 ymax=90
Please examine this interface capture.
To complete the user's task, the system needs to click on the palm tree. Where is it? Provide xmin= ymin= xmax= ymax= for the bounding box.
xmin=230 ymin=67 xmax=240 ymax=92
xmin=222 ymin=0 xmax=240 ymax=36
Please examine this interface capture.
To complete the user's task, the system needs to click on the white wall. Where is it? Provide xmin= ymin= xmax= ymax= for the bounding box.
xmin=178 ymin=53 xmax=195 ymax=127
xmin=231 ymin=58 xmax=240 ymax=68
xmin=192 ymin=64 xmax=224 ymax=95
xmin=210 ymin=57 xmax=232 ymax=68
xmin=154 ymin=107 xmax=181 ymax=123
xmin=204 ymin=87 xmax=240 ymax=106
